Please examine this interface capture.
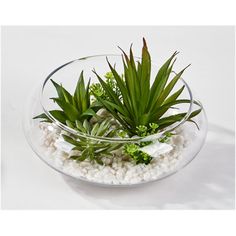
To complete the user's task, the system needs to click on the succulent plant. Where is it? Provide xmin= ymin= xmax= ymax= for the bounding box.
xmin=34 ymin=73 xmax=123 ymax=164
xmin=34 ymin=71 xmax=101 ymax=125
xmin=34 ymin=38 xmax=202 ymax=165
xmin=62 ymin=119 xmax=122 ymax=164
xmin=92 ymin=38 xmax=201 ymax=136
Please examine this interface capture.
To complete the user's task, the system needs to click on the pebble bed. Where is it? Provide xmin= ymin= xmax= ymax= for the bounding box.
xmin=38 ymin=123 xmax=187 ymax=185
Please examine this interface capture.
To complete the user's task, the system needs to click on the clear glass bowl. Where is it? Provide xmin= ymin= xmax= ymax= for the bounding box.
xmin=23 ymin=55 xmax=208 ymax=187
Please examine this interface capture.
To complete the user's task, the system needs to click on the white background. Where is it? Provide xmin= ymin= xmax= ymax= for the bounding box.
xmin=1 ymin=26 xmax=235 ymax=209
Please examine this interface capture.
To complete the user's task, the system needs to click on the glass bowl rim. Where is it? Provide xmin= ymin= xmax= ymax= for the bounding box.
xmin=40 ymin=54 xmax=196 ymax=143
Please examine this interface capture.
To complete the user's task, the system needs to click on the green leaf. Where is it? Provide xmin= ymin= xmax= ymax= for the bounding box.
xmin=188 ymin=119 xmax=200 ymax=130
xmin=102 ymin=100 xmax=129 ymax=117
xmin=85 ymin=78 xmax=91 ymax=108
xmin=33 ymin=110 xmax=68 ymax=124
xmin=106 ymin=58 xmax=133 ymax=114
xmin=93 ymin=69 xmax=123 ymax=108
xmin=157 ymin=64 xmax=190 ymax=106
xmin=50 ymin=79 xmax=65 ymax=100
xmin=91 ymin=123 xmax=100 ymax=136
xmin=62 ymin=134 xmax=80 ymax=146
xmin=147 ymin=51 xmax=178 ymax=111
xmin=157 ymin=108 xmax=202 ymax=130
xmin=75 ymin=120 xmax=86 ymax=132
xmin=81 ymin=108 xmax=97 ymax=118
xmin=65 ymin=120 xmax=75 ymax=128
xmin=138 ymin=113 xmax=151 ymax=126
xmin=140 ymin=38 xmax=151 ymax=112
xmin=83 ymin=119 xmax=91 ymax=133
xmin=52 ymin=98 xmax=80 ymax=122
xmin=33 ymin=113 xmax=49 ymax=120
xmin=49 ymin=110 xmax=68 ymax=124
xmin=51 ymin=79 xmax=73 ymax=104
xmin=188 ymin=108 xmax=202 ymax=119
xmin=105 ymin=143 xmax=123 ymax=152
xmin=163 ymin=85 xmax=185 ymax=105
xmin=61 ymin=86 xmax=73 ymax=104
xmin=94 ymin=96 xmax=130 ymax=130
xmin=122 ymin=55 xmax=139 ymax=119
xmin=39 ymin=119 xmax=52 ymax=123
xmin=70 ymin=150 xmax=88 ymax=162
xmin=74 ymin=71 xmax=90 ymax=113
xmin=150 ymin=99 xmax=192 ymax=122
xmin=96 ymin=119 xmax=110 ymax=136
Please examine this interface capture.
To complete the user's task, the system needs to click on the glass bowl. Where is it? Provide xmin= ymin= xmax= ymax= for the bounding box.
xmin=23 ymin=55 xmax=208 ymax=187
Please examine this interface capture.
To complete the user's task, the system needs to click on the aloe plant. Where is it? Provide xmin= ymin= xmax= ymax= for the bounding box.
xmin=92 ymin=38 xmax=201 ymax=136
xmin=34 ymin=71 xmax=100 ymax=124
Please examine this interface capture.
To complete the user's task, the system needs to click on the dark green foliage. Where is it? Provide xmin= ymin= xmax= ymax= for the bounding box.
xmin=62 ymin=119 xmax=122 ymax=164
xmin=92 ymin=38 xmax=201 ymax=135
xmin=33 ymin=71 xmax=101 ymax=125
xmin=124 ymin=124 xmax=174 ymax=164
xmin=124 ymin=143 xmax=152 ymax=165
xmin=33 ymin=38 xmax=202 ymax=165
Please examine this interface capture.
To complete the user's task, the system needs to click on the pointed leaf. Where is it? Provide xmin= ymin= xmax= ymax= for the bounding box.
xmin=157 ymin=64 xmax=190 ymax=106
xmin=53 ymin=98 xmax=80 ymax=121
xmin=163 ymin=85 xmax=185 ymax=105
xmin=49 ymin=110 xmax=68 ymax=124
xmin=66 ymin=120 xmax=75 ymax=128
xmin=148 ymin=51 xmax=178 ymax=111
xmin=62 ymin=134 xmax=80 ymax=146
xmin=83 ymin=119 xmax=91 ymax=133
xmin=75 ymin=120 xmax=86 ymax=132
xmin=91 ymin=123 xmax=100 ymax=136
xmin=81 ymin=108 xmax=97 ymax=118
xmin=33 ymin=113 xmax=49 ymax=120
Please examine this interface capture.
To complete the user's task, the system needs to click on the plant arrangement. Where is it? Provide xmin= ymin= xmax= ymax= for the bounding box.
xmin=34 ymin=38 xmax=201 ymax=166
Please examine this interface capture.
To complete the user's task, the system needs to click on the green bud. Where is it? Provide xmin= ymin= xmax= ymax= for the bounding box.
xmin=104 ymin=72 xmax=114 ymax=79
xmin=137 ymin=125 xmax=147 ymax=132
xmin=90 ymin=83 xmax=103 ymax=97
xmin=149 ymin=123 xmax=159 ymax=130
xmin=124 ymin=143 xmax=139 ymax=154
xmin=136 ymin=125 xmax=148 ymax=136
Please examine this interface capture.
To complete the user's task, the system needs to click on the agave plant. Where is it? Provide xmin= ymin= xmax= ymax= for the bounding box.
xmin=92 ymin=38 xmax=201 ymax=136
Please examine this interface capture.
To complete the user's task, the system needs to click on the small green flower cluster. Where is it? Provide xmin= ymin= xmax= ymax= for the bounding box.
xmin=123 ymin=123 xmax=159 ymax=164
xmin=124 ymin=143 xmax=152 ymax=165
xmin=90 ymin=83 xmax=104 ymax=97
xmin=124 ymin=124 xmax=174 ymax=164
xmin=136 ymin=123 xmax=159 ymax=137
xmin=90 ymin=72 xmax=121 ymax=100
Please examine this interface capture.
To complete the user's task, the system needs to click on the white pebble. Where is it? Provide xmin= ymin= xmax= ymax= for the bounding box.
xmin=38 ymin=123 xmax=187 ymax=185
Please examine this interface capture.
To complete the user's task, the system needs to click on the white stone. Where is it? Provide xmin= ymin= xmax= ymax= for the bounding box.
xmin=139 ymin=140 xmax=173 ymax=158
xmin=38 ymin=123 xmax=186 ymax=185
xmin=143 ymin=172 xmax=151 ymax=180
xmin=54 ymin=136 xmax=74 ymax=153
